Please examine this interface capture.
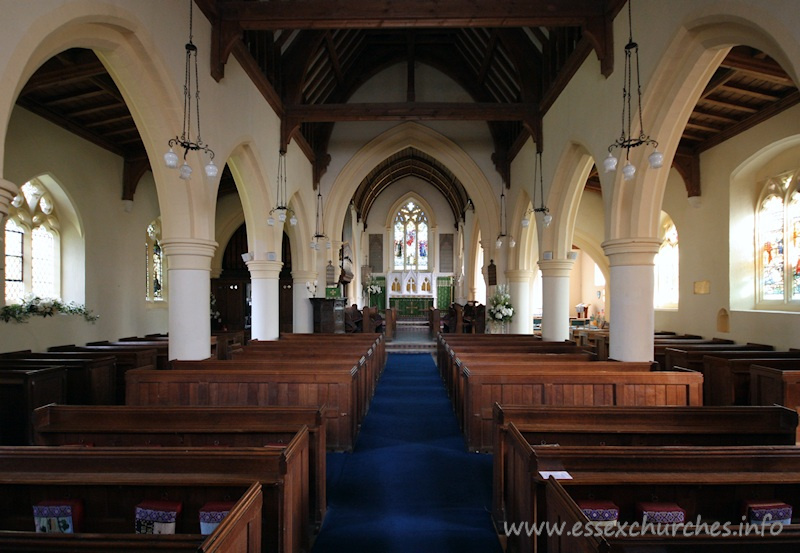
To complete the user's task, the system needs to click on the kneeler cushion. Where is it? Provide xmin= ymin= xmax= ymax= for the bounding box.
xmin=33 ymin=499 xmax=84 ymax=533
xmin=636 ymin=502 xmax=686 ymax=524
xmin=135 ymin=500 xmax=182 ymax=534
xmin=199 ymin=501 xmax=235 ymax=535
xmin=743 ymin=500 xmax=792 ymax=525
xmin=577 ymin=499 xmax=619 ymax=526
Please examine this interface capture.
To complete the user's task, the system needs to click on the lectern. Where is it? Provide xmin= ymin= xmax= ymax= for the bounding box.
xmin=310 ymin=297 xmax=345 ymax=333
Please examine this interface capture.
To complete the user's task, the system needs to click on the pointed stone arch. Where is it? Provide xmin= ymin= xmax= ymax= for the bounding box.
xmin=608 ymin=7 xmax=800 ymax=242
xmin=327 ymin=122 xmax=498 ymax=257
xmin=0 ymin=2 xmax=214 ymax=243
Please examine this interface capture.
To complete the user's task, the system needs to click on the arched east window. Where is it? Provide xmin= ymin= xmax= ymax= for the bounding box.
xmin=757 ymin=172 xmax=799 ymax=305
xmin=654 ymin=217 xmax=679 ymax=309
xmin=393 ymin=200 xmax=429 ymax=271
xmin=4 ymin=180 xmax=60 ymax=304
xmin=146 ymin=219 xmax=166 ymax=301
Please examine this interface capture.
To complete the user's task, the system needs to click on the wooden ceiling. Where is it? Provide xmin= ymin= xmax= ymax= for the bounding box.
xmin=12 ymin=2 xmax=800 ymax=204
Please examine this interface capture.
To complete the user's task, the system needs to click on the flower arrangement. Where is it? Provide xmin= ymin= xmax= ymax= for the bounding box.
xmin=488 ymin=284 xmax=514 ymax=323
xmin=0 ymin=294 xmax=98 ymax=323
xmin=363 ymin=275 xmax=382 ymax=296
xmin=210 ymin=293 xmax=222 ymax=322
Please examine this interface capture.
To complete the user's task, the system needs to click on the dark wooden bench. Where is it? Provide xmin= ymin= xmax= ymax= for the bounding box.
xmin=0 ymin=432 xmax=308 ymax=553
xmin=662 ymin=343 xmax=774 ymax=371
xmin=85 ymin=341 xmax=172 ymax=369
xmin=651 ymin=337 xmax=735 ymax=368
xmin=126 ymin=365 xmax=359 ymax=451
xmin=0 ymin=367 xmax=66 ymax=445
xmin=46 ymin=346 xmax=157 ymax=404
xmin=0 ymin=479 xmax=261 ymax=552
xmin=277 ymin=333 xmax=387 ymax=368
xmin=750 ymin=364 xmax=800 ymax=428
xmin=32 ymin=404 xmax=327 ymax=528
xmin=460 ymin=362 xmax=700 ymax=452
xmin=492 ymin=404 xmax=799 ymax=543
xmin=542 ymin=445 xmax=800 ymax=552
xmin=0 ymin=354 xmax=116 ymax=406
xmin=682 ymin=352 xmax=800 ymax=406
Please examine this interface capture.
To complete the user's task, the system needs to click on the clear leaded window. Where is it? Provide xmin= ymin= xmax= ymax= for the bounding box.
xmin=654 ymin=220 xmax=679 ymax=308
xmin=757 ymin=172 xmax=799 ymax=305
xmin=393 ymin=200 xmax=429 ymax=271
xmin=4 ymin=179 xmax=60 ymax=303
xmin=4 ymin=218 xmax=24 ymax=304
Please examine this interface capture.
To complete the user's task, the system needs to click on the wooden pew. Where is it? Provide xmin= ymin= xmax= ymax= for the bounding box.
xmin=427 ymin=307 xmax=440 ymax=339
xmin=0 ymin=480 xmax=261 ymax=553
xmin=384 ymin=307 xmax=396 ymax=341
xmin=86 ymin=341 xmax=172 ymax=370
xmin=277 ymin=333 xmax=387 ymax=369
xmin=689 ymin=352 xmax=800 ymax=406
xmin=46 ymin=346 xmax=157 ymax=404
xmin=0 ymin=355 xmax=115 ymax=406
xmin=126 ymin=365 xmax=359 ymax=451
xmin=593 ymin=333 xmax=702 ymax=361
xmin=212 ymin=331 xmax=245 ymax=359
xmin=750 ymin=364 xmax=800 ymax=433
xmin=460 ymin=362 xmax=700 ymax=452
xmin=0 ymin=367 xmax=66 ymax=445
xmin=0 ymin=430 xmax=308 ymax=553
xmin=542 ymin=445 xmax=800 ymax=552
xmin=663 ymin=343 xmax=775 ymax=372
xmin=492 ymin=404 xmax=799 ymax=539
xmin=651 ymin=337 xmax=734 ymax=368
xmin=32 ymin=404 xmax=327 ymax=528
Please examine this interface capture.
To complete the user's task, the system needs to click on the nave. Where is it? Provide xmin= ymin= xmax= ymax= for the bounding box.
xmin=312 ymin=352 xmax=502 ymax=553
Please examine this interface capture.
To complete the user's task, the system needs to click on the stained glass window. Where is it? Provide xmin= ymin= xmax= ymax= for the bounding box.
xmin=393 ymin=200 xmax=428 ymax=270
xmin=757 ymin=171 xmax=800 ymax=305
xmin=759 ymin=195 xmax=785 ymax=300
xmin=789 ymin=192 xmax=800 ymax=301
xmin=4 ymin=218 xmax=24 ymax=304
xmin=654 ymin=222 xmax=679 ymax=308
xmin=146 ymin=220 xmax=165 ymax=301
xmin=31 ymin=225 xmax=55 ymax=298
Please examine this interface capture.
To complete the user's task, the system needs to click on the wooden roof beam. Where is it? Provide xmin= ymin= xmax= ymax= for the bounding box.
xmin=285 ymin=102 xmax=537 ymax=122
xmin=220 ymin=0 xmax=607 ymax=30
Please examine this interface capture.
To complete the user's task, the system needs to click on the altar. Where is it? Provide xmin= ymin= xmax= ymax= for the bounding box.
xmin=389 ymin=296 xmax=434 ymax=318
xmin=386 ymin=271 xmax=435 ymax=318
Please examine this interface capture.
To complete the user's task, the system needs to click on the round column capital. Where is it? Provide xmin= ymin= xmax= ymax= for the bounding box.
xmin=160 ymin=238 xmax=217 ymax=270
xmin=602 ymin=238 xmax=661 ymax=266
xmin=537 ymin=259 xmax=575 ymax=278
xmin=246 ymin=260 xmax=283 ymax=280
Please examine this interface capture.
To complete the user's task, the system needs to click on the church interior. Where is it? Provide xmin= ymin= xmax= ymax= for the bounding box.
xmin=1 ymin=0 xmax=800 ymax=551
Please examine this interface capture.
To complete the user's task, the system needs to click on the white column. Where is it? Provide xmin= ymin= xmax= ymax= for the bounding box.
xmin=506 ymin=269 xmax=533 ymax=334
xmin=292 ymin=269 xmax=317 ymax=334
xmin=160 ymin=239 xmax=217 ymax=360
xmin=247 ymin=260 xmax=282 ymax=341
xmin=538 ymin=259 xmax=575 ymax=342
xmin=603 ymin=238 xmax=660 ymax=362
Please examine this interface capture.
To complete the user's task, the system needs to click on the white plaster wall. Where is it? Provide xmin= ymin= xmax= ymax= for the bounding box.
xmin=1 ymin=107 xmax=165 ymax=352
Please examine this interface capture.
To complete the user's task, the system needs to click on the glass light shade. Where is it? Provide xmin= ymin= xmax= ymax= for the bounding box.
xmin=289 ymin=215 xmax=298 ymax=226
xmin=543 ymin=214 xmax=553 ymax=227
xmin=310 ymin=241 xmax=317 ymax=250
xmin=267 ymin=216 xmax=275 ymax=226
xmin=603 ymin=152 xmax=618 ymax=173
xmin=648 ymin=150 xmax=664 ymax=169
xmin=521 ymin=217 xmax=530 ymax=228
xmin=326 ymin=241 xmax=332 ymax=250
xmin=622 ymin=161 xmax=636 ymax=181
xmin=164 ymin=148 xmax=179 ymax=169
xmin=496 ymin=237 xmax=503 ymax=248
xmin=179 ymin=162 xmax=192 ymax=180
xmin=278 ymin=211 xmax=286 ymax=223
xmin=205 ymin=160 xmax=218 ymax=178
xmin=509 ymin=236 xmax=516 ymax=248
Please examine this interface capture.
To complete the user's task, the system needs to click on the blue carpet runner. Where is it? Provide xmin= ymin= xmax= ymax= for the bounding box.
xmin=311 ymin=353 xmax=502 ymax=553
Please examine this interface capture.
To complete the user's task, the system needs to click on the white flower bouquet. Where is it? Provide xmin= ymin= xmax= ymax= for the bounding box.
xmin=487 ymin=284 xmax=514 ymax=323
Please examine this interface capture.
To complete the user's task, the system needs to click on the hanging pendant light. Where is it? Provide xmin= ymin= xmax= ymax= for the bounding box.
xmin=496 ymin=189 xmax=514 ymax=248
xmin=310 ymin=189 xmax=328 ymax=250
xmin=268 ymin=150 xmax=297 ymax=227
xmin=523 ymin=149 xmax=552 ymax=228
xmin=604 ymin=0 xmax=662 ymax=180
xmin=164 ymin=0 xmax=217 ymax=179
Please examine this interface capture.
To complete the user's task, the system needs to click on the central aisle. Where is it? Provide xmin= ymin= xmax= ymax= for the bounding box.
xmin=311 ymin=353 xmax=503 ymax=553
